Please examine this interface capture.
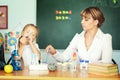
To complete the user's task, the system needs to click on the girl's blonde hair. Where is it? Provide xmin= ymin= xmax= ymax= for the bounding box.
xmin=21 ymin=24 xmax=39 ymax=38
xmin=18 ymin=24 xmax=39 ymax=48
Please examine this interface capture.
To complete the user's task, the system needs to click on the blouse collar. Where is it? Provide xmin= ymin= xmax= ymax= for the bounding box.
xmin=80 ymin=28 xmax=104 ymax=39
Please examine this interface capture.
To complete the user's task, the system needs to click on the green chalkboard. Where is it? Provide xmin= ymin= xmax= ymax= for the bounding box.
xmin=37 ymin=0 xmax=120 ymax=50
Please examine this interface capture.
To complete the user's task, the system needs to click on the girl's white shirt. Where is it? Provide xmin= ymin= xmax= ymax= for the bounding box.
xmin=22 ymin=43 xmax=40 ymax=66
xmin=53 ymin=29 xmax=112 ymax=63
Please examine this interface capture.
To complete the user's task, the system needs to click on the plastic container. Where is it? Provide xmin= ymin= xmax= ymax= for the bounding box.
xmin=84 ymin=60 xmax=89 ymax=70
xmin=31 ymin=54 xmax=39 ymax=65
xmin=79 ymin=59 xmax=89 ymax=77
xmin=80 ymin=59 xmax=84 ymax=70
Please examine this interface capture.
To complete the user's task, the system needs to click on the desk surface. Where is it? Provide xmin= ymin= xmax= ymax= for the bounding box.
xmin=0 ymin=66 xmax=120 ymax=80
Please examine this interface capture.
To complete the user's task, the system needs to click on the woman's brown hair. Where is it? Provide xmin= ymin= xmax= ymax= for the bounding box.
xmin=80 ymin=6 xmax=105 ymax=28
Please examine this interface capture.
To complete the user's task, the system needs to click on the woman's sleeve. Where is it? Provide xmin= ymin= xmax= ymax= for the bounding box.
xmin=101 ymin=34 xmax=112 ymax=63
xmin=53 ymin=33 xmax=79 ymax=62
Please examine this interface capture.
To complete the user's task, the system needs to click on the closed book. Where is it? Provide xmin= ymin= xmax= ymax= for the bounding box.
xmin=88 ymin=63 xmax=119 ymax=76
xmin=88 ymin=63 xmax=118 ymax=68
xmin=88 ymin=67 xmax=118 ymax=73
xmin=88 ymin=71 xmax=118 ymax=76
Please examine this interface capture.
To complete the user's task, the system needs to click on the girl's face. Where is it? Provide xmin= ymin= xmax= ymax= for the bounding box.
xmin=22 ymin=26 xmax=38 ymax=42
xmin=81 ymin=14 xmax=98 ymax=31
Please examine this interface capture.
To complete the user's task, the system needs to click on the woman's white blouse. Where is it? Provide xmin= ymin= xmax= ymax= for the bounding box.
xmin=53 ymin=29 xmax=112 ymax=63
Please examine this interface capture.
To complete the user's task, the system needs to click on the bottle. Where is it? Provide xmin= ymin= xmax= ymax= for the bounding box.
xmin=62 ymin=62 xmax=68 ymax=71
xmin=71 ymin=48 xmax=77 ymax=71
xmin=84 ymin=60 xmax=89 ymax=70
xmin=57 ymin=62 xmax=62 ymax=71
xmin=80 ymin=59 xmax=89 ymax=77
xmin=80 ymin=59 xmax=89 ymax=70
xmin=80 ymin=59 xmax=84 ymax=70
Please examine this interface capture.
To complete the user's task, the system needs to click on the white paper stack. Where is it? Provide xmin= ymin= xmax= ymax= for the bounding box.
xmin=29 ymin=63 xmax=48 ymax=71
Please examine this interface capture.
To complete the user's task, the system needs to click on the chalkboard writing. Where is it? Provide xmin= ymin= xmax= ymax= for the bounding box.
xmin=37 ymin=0 xmax=120 ymax=50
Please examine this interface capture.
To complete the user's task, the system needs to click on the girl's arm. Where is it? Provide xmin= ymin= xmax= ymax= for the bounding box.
xmin=29 ymin=42 xmax=40 ymax=54
xmin=28 ymin=35 xmax=41 ymax=60
xmin=29 ymin=43 xmax=41 ymax=60
xmin=18 ymin=36 xmax=26 ymax=59
xmin=18 ymin=43 xmax=25 ymax=59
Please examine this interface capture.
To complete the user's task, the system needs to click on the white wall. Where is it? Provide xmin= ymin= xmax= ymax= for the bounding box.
xmin=0 ymin=0 xmax=36 ymax=34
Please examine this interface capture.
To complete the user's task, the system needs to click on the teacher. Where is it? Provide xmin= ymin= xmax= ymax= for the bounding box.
xmin=46 ymin=6 xmax=112 ymax=63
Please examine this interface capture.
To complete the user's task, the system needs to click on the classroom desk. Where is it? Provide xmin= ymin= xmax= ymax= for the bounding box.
xmin=0 ymin=65 xmax=120 ymax=80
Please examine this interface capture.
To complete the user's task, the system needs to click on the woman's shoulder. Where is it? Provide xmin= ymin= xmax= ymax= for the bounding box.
xmin=101 ymin=30 xmax=112 ymax=39
xmin=72 ymin=32 xmax=83 ymax=39
xmin=98 ymin=29 xmax=112 ymax=40
xmin=101 ymin=33 xmax=112 ymax=42
xmin=103 ymin=33 xmax=112 ymax=39
xmin=70 ymin=32 xmax=84 ymax=44
xmin=74 ymin=31 xmax=85 ymax=37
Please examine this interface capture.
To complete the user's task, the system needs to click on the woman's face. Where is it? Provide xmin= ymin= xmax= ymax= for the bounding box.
xmin=81 ymin=14 xmax=98 ymax=31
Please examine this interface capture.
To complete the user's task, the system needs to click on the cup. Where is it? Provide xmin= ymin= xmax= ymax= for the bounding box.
xmin=62 ymin=62 xmax=68 ymax=71
xmin=57 ymin=62 xmax=62 ymax=71
xmin=31 ymin=53 xmax=39 ymax=65
xmin=69 ymin=62 xmax=76 ymax=71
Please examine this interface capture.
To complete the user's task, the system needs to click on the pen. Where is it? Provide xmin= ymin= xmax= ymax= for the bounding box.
xmin=46 ymin=48 xmax=51 ymax=64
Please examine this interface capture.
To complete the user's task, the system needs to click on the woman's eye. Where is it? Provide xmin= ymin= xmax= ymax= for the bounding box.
xmin=85 ymin=18 xmax=89 ymax=21
xmin=82 ymin=17 xmax=89 ymax=21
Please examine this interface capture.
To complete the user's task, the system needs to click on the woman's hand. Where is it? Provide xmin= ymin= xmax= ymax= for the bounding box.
xmin=46 ymin=45 xmax=56 ymax=55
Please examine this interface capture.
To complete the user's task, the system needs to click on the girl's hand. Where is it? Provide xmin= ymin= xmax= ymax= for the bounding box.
xmin=28 ymin=36 xmax=34 ymax=44
xmin=46 ymin=45 xmax=56 ymax=55
xmin=19 ymin=36 xmax=29 ymax=45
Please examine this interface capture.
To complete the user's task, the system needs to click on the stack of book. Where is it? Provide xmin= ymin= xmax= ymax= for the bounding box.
xmin=88 ymin=63 xmax=119 ymax=76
